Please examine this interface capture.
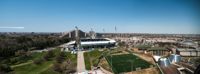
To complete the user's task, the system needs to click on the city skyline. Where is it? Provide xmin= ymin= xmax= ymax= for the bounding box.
xmin=0 ymin=0 xmax=200 ymax=34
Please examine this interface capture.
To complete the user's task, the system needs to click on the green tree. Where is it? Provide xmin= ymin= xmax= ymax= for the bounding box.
xmin=55 ymin=52 xmax=66 ymax=63
xmin=33 ymin=58 xmax=44 ymax=65
xmin=0 ymin=64 xmax=12 ymax=73
xmin=43 ymin=50 xmax=55 ymax=61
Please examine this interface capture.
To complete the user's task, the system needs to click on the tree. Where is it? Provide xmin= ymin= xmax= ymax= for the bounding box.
xmin=15 ymin=50 xmax=26 ymax=56
xmin=52 ymin=63 xmax=62 ymax=73
xmin=53 ymin=59 xmax=76 ymax=74
xmin=118 ymin=41 xmax=125 ymax=47
xmin=62 ymin=60 xmax=76 ymax=73
xmin=33 ymin=58 xmax=44 ymax=65
xmin=43 ymin=50 xmax=55 ymax=61
xmin=55 ymin=52 xmax=66 ymax=63
xmin=0 ymin=64 xmax=12 ymax=72
xmin=194 ymin=57 xmax=200 ymax=67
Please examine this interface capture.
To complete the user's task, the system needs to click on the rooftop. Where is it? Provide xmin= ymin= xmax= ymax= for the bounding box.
xmin=177 ymin=48 xmax=200 ymax=52
xmin=147 ymin=47 xmax=167 ymax=51
xmin=180 ymin=40 xmax=197 ymax=47
xmin=135 ymin=45 xmax=152 ymax=49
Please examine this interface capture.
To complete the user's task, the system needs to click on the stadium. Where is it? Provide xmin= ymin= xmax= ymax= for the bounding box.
xmin=62 ymin=38 xmax=116 ymax=50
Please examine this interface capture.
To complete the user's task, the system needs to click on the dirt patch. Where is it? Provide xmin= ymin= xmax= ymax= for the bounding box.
xmin=125 ymin=67 xmax=160 ymax=74
xmin=100 ymin=58 xmax=112 ymax=73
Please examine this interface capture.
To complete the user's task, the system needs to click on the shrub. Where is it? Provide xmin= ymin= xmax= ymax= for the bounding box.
xmin=61 ymin=61 xmax=76 ymax=74
xmin=55 ymin=52 xmax=66 ymax=63
xmin=0 ymin=64 xmax=12 ymax=72
xmin=52 ymin=63 xmax=62 ymax=73
xmin=43 ymin=50 xmax=55 ymax=61
xmin=33 ymin=58 xmax=44 ymax=65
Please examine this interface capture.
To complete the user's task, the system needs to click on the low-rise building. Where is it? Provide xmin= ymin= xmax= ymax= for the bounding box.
xmin=147 ymin=47 xmax=170 ymax=56
xmin=133 ymin=45 xmax=152 ymax=53
xmin=176 ymin=48 xmax=200 ymax=57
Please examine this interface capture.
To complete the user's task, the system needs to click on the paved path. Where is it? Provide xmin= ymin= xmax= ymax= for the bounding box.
xmin=11 ymin=61 xmax=33 ymax=68
xmin=77 ymin=51 xmax=86 ymax=73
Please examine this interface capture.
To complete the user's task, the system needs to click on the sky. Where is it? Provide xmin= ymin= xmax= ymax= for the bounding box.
xmin=0 ymin=0 xmax=200 ymax=34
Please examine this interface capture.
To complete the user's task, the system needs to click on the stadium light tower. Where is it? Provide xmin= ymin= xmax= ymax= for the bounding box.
xmin=115 ymin=26 xmax=117 ymax=39
xmin=115 ymin=26 xmax=117 ymax=33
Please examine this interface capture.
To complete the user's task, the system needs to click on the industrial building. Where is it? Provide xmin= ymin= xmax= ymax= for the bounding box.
xmin=176 ymin=48 xmax=200 ymax=57
xmin=147 ymin=47 xmax=170 ymax=56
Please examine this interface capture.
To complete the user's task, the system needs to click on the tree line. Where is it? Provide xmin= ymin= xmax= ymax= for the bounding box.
xmin=0 ymin=35 xmax=70 ymax=60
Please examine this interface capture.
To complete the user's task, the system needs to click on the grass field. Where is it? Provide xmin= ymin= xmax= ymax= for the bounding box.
xmin=12 ymin=48 xmax=77 ymax=74
xmin=106 ymin=54 xmax=152 ymax=74
xmin=39 ymin=67 xmax=60 ymax=74
xmin=84 ymin=49 xmax=104 ymax=70
xmin=13 ymin=61 xmax=53 ymax=74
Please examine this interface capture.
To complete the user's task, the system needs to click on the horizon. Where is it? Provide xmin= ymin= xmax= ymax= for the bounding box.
xmin=1 ymin=29 xmax=200 ymax=35
xmin=0 ymin=0 xmax=200 ymax=34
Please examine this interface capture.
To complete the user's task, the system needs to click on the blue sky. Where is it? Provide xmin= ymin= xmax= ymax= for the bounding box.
xmin=0 ymin=0 xmax=199 ymax=34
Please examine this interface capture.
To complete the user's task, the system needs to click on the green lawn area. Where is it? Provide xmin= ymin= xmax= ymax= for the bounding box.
xmin=40 ymin=51 xmax=77 ymax=74
xmin=38 ymin=67 xmax=60 ymax=74
xmin=106 ymin=54 xmax=152 ymax=74
xmin=11 ymin=48 xmax=75 ymax=74
xmin=11 ymin=52 xmax=46 ymax=68
xmin=13 ymin=61 xmax=53 ymax=74
xmin=66 ymin=52 xmax=77 ymax=63
xmin=0 ymin=51 xmax=46 ymax=66
xmin=84 ymin=49 xmax=104 ymax=70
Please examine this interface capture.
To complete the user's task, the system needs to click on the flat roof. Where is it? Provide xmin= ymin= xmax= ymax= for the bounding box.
xmin=80 ymin=38 xmax=109 ymax=42
xmin=147 ymin=47 xmax=167 ymax=51
xmin=135 ymin=45 xmax=152 ymax=49
xmin=177 ymin=48 xmax=200 ymax=52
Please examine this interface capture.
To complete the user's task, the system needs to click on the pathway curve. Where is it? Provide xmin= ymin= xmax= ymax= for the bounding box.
xmin=11 ymin=61 xmax=33 ymax=68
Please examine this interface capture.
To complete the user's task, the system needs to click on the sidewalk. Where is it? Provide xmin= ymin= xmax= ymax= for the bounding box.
xmin=77 ymin=51 xmax=86 ymax=73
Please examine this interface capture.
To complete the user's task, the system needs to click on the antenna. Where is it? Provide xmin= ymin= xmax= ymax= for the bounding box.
xmin=115 ymin=26 xmax=117 ymax=33
xmin=103 ymin=28 xmax=105 ymax=33
xmin=91 ymin=28 xmax=93 ymax=31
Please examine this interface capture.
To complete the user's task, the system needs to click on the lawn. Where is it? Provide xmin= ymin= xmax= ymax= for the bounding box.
xmin=13 ymin=61 xmax=53 ymax=74
xmin=66 ymin=52 xmax=77 ymax=63
xmin=106 ymin=54 xmax=152 ymax=74
xmin=40 ymin=52 xmax=77 ymax=74
xmin=39 ymin=67 xmax=60 ymax=74
xmin=41 ymin=51 xmax=77 ymax=74
xmin=11 ymin=48 xmax=78 ymax=74
xmin=84 ymin=49 xmax=104 ymax=70
xmin=11 ymin=52 xmax=46 ymax=68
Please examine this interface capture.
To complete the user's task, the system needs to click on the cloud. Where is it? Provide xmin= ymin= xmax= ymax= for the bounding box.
xmin=0 ymin=27 xmax=25 ymax=29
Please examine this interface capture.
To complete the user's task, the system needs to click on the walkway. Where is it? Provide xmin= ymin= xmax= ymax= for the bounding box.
xmin=77 ymin=51 xmax=86 ymax=73
xmin=11 ymin=61 xmax=33 ymax=68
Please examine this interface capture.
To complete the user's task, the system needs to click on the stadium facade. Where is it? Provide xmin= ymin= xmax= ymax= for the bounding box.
xmin=61 ymin=38 xmax=116 ymax=51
